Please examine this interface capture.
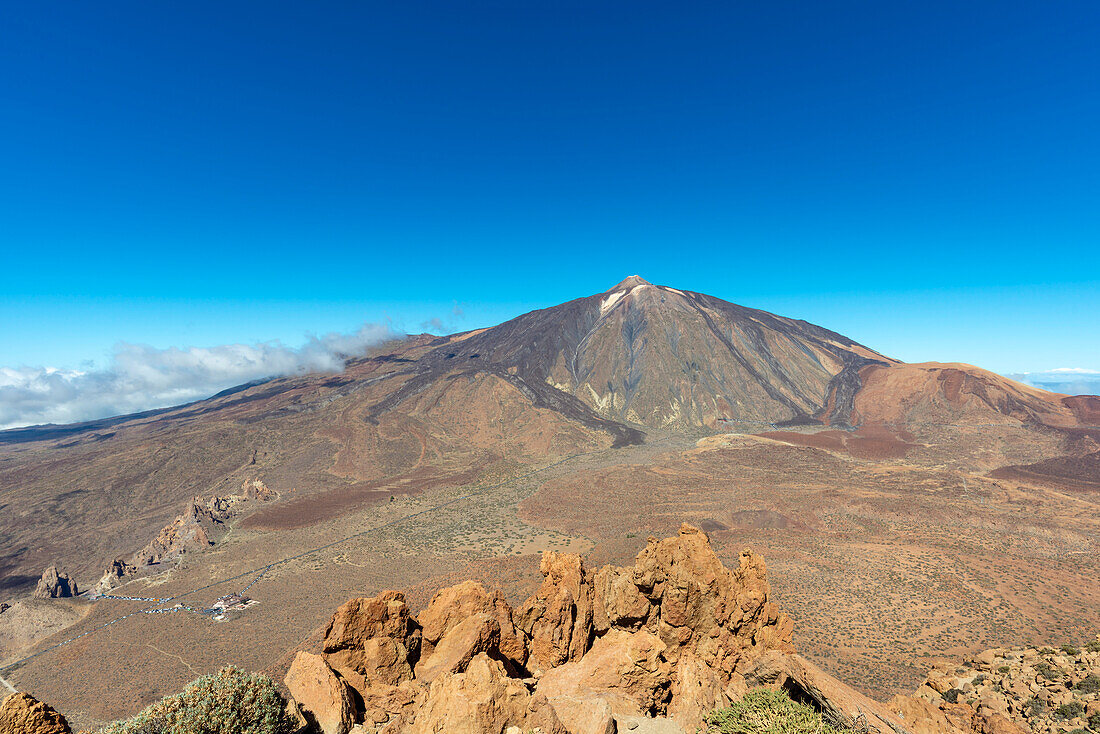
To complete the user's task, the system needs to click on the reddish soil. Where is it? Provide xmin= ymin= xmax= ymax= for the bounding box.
xmin=241 ymin=461 xmax=492 ymax=531
xmin=760 ymin=424 xmax=916 ymax=459
xmin=990 ymin=450 xmax=1100 ymax=490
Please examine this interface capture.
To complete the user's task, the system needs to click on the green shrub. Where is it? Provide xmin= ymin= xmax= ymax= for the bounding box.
xmin=705 ymin=689 xmax=843 ymax=734
xmin=1078 ymin=674 xmax=1100 ymax=694
xmin=997 ymin=666 xmax=1010 ymax=674
xmin=1035 ymin=662 xmax=1063 ymax=679
xmin=94 ymin=666 xmax=291 ymax=734
xmin=1088 ymin=712 xmax=1100 ymax=730
xmin=1085 ymin=639 xmax=1100 ymax=653
xmin=1062 ymin=644 xmax=1081 ymax=656
xmin=1054 ymin=701 xmax=1085 ymax=721
xmin=1026 ymin=697 xmax=1046 ymax=718
xmin=942 ymin=688 xmax=962 ymax=704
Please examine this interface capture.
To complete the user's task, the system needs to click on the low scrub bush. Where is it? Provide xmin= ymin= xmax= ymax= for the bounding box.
xmin=1062 ymin=644 xmax=1081 ymax=656
xmin=1054 ymin=701 xmax=1085 ymax=721
xmin=1035 ymin=662 xmax=1062 ymax=680
xmin=705 ymin=689 xmax=843 ymax=734
xmin=1085 ymin=639 xmax=1100 ymax=653
xmin=1077 ymin=674 xmax=1100 ymax=694
xmin=94 ymin=666 xmax=291 ymax=734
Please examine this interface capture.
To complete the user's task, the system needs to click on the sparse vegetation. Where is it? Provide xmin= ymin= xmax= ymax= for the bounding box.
xmin=942 ymin=688 xmax=962 ymax=704
xmin=704 ymin=689 xmax=843 ymax=734
xmin=998 ymin=666 xmax=1010 ymax=673
xmin=1086 ymin=639 xmax=1100 ymax=653
xmin=1054 ymin=701 xmax=1085 ymax=721
xmin=93 ymin=667 xmax=290 ymax=734
xmin=1077 ymin=674 xmax=1100 ymax=694
xmin=1061 ymin=643 xmax=1081 ymax=656
xmin=1035 ymin=661 xmax=1062 ymax=680
xmin=1088 ymin=712 xmax=1100 ymax=730
xmin=1026 ymin=697 xmax=1046 ymax=717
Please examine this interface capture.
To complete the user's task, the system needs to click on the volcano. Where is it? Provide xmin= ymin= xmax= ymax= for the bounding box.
xmin=3 ymin=277 xmax=1099 ymax=728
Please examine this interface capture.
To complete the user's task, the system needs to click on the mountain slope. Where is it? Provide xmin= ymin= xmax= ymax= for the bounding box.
xmin=422 ymin=276 xmax=893 ymax=429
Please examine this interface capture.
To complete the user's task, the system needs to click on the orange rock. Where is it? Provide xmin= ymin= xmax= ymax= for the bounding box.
xmin=285 ymin=651 xmax=357 ymax=734
xmin=618 ymin=523 xmax=793 ymax=682
xmin=324 ymin=591 xmax=419 ymax=651
xmin=542 ymin=694 xmax=617 ymax=734
xmin=592 ymin=565 xmax=650 ymax=634
xmin=742 ymin=650 xmax=908 ymax=734
xmin=414 ymin=612 xmax=500 ymax=683
xmin=0 ymin=693 xmax=70 ymax=734
xmin=408 ymin=653 xmax=567 ymax=734
xmin=417 ymin=580 xmax=527 ymax=670
xmin=537 ymin=628 xmax=672 ymax=717
xmin=888 ymin=694 xmax=967 ymax=734
xmin=515 ymin=551 xmax=595 ymax=672
xmin=323 ymin=591 xmax=420 ymax=699
xmin=667 ymin=652 xmax=728 ymax=731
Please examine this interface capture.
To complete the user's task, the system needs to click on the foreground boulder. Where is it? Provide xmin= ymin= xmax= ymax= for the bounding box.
xmin=515 ymin=550 xmax=596 ymax=672
xmin=285 ymin=651 xmax=357 ymax=734
xmin=417 ymin=580 xmax=528 ymax=673
xmin=538 ymin=629 xmax=671 ymax=716
xmin=32 ymin=566 xmax=78 ymax=599
xmin=409 ymin=654 xmax=567 ymax=734
xmin=0 ymin=692 xmax=70 ymax=734
xmin=323 ymin=591 xmax=421 ymax=695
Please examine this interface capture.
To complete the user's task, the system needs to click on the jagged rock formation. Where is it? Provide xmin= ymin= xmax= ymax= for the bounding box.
xmin=91 ymin=560 xmax=136 ymax=597
xmin=91 ymin=479 xmax=277 ymax=594
xmin=0 ymin=692 xmax=71 ymax=734
xmin=32 ymin=567 xmax=77 ymax=599
xmin=284 ymin=524 xmax=907 ymax=734
xmin=892 ymin=639 xmax=1100 ymax=734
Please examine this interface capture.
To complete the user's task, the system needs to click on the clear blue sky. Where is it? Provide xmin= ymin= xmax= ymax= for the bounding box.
xmin=2 ymin=2 xmax=1098 ymax=375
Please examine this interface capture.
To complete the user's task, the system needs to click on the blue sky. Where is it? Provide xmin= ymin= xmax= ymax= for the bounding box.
xmin=2 ymin=2 xmax=1099 ymax=425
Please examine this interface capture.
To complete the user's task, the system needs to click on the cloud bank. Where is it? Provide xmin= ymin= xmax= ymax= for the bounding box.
xmin=1007 ymin=368 xmax=1100 ymax=396
xmin=0 ymin=324 xmax=396 ymax=430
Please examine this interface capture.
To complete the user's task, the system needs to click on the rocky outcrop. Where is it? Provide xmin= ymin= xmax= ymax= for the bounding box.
xmin=32 ymin=566 xmax=78 ymax=599
xmin=104 ymin=479 xmax=278 ymax=586
xmin=896 ymin=638 xmax=1100 ymax=734
xmin=538 ymin=628 xmax=672 ymax=716
xmin=414 ymin=613 xmax=499 ymax=683
xmin=0 ymin=692 xmax=71 ymax=734
xmin=515 ymin=550 xmax=596 ymax=672
xmin=408 ymin=654 xmax=567 ymax=734
xmin=323 ymin=591 xmax=421 ymax=695
xmin=292 ymin=523 xmax=814 ymax=733
xmin=741 ymin=650 xmax=910 ymax=734
xmin=285 ymin=651 xmax=357 ymax=734
xmin=417 ymin=580 xmax=527 ymax=673
xmin=132 ymin=503 xmax=213 ymax=566
xmin=91 ymin=559 xmax=136 ymax=597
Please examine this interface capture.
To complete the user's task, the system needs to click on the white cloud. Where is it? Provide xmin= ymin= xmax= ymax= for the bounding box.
xmin=1007 ymin=368 xmax=1100 ymax=396
xmin=0 ymin=323 xmax=397 ymax=429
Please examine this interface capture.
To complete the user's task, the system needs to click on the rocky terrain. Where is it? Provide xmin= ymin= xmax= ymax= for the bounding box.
xmin=0 ymin=278 xmax=1097 ymax=728
xmin=8 ymin=525 xmax=1086 ymax=734
xmin=895 ymin=638 xmax=1100 ymax=734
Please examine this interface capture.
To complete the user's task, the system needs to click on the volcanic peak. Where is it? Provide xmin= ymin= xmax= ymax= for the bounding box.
xmin=607 ymin=274 xmax=651 ymax=291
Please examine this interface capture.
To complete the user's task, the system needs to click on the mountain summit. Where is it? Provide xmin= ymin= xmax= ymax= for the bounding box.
xmin=420 ymin=277 xmax=893 ymax=429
